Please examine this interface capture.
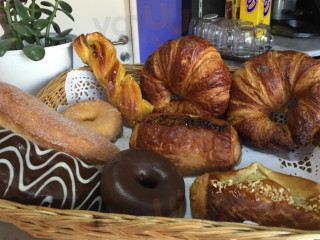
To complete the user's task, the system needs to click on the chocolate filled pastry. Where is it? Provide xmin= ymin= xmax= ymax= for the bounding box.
xmin=0 ymin=128 xmax=102 ymax=211
xmin=129 ymin=113 xmax=241 ymax=176
xmin=0 ymin=82 xmax=119 ymax=165
xmin=190 ymin=162 xmax=320 ymax=230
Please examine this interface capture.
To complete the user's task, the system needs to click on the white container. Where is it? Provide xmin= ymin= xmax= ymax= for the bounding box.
xmin=0 ymin=35 xmax=75 ymax=96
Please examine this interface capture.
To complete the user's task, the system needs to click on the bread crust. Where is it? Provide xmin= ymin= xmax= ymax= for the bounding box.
xmin=226 ymin=50 xmax=320 ymax=151
xmin=129 ymin=113 xmax=241 ymax=176
xmin=190 ymin=162 xmax=320 ymax=230
xmin=0 ymin=82 xmax=120 ymax=165
xmin=140 ymin=35 xmax=231 ymax=117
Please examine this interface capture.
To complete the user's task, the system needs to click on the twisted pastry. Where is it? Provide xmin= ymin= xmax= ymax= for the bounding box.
xmin=226 ymin=50 xmax=320 ymax=151
xmin=73 ymin=32 xmax=154 ymax=126
xmin=140 ymin=35 xmax=231 ymax=117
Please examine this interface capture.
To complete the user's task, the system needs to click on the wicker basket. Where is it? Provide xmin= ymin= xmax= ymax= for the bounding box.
xmin=1 ymin=64 xmax=319 ymax=240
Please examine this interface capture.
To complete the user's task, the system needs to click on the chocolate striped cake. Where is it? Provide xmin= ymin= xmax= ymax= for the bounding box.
xmin=0 ymin=128 xmax=103 ymax=211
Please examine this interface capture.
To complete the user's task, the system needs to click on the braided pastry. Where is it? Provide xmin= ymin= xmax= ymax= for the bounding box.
xmin=73 ymin=32 xmax=154 ymax=127
xmin=140 ymin=35 xmax=231 ymax=117
xmin=226 ymin=50 xmax=320 ymax=151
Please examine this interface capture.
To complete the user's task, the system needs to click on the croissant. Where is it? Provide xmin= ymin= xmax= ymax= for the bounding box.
xmin=129 ymin=113 xmax=241 ymax=176
xmin=190 ymin=162 xmax=320 ymax=230
xmin=226 ymin=50 xmax=320 ymax=151
xmin=73 ymin=32 xmax=154 ymax=127
xmin=140 ymin=35 xmax=231 ymax=117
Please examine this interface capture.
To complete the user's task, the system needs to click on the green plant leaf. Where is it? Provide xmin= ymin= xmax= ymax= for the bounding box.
xmin=40 ymin=8 xmax=53 ymax=16
xmin=33 ymin=19 xmax=50 ymax=30
xmin=23 ymin=44 xmax=45 ymax=61
xmin=14 ymin=0 xmax=32 ymax=23
xmin=40 ymin=1 xmax=54 ymax=8
xmin=58 ymin=1 xmax=72 ymax=13
xmin=49 ymin=28 xmax=72 ymax=41
xmin=29 ymin=3 xmax=42 ymax=19
xmin=12 ymin=22 xmax=34 ymax=37
xmin=0 ymin=38 xmax=18 ymax=56
xmin=59 ymin=28 xmax=73 ymax=37
xmin=58 ymin=8 xmax=74 ymax=21
xmin=52 ymin=21 xmax=61 ymax=34
xmin=22 ymin=36 xmax=36 ymax=44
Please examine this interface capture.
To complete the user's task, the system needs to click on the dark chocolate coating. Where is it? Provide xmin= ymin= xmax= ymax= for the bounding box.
xmin=101 ymin=149 xmax=185 ymax=216
xmin=0 ymin=128 xmax=102 ymax=211
xmin=144 ymin=114 xmax=229 ymax=132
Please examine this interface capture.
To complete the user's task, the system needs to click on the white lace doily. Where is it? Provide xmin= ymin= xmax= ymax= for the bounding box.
xmin=57 ymin=69 xmax=108 ymax=113
xmin=59 ymin=68 xmax=320 ymax=218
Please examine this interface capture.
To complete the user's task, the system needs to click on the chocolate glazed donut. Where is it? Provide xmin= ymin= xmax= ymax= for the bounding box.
xmin=100 ymin=149 xmax=185 ymax=217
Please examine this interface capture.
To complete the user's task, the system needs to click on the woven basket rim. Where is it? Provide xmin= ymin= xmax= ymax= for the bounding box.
xmin=2 ymin=64 xmax=320 ymax=240
xmin=1 ymin=197 xmax=319 ymax=240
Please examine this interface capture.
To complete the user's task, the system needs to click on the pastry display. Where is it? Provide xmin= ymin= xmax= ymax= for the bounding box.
xmin=129 ymin=113 xmax=241 ymax=176
xmin=72 ymin=32 xmax=154 ymax=127
xmin=61 ymin=99 xmax=123 ymax=142
xmin=1 ymin=29 xmax=319 ymax=236
xmin=100 ymin=149 xmax=185 ymax=217
xmin=0 ymin=128 xmax=102 ymax=211
xmin=190 ymin=162 xmax=320 ymax=230
xmin=0 ymin=82 xmax=120 ymax=165
xmin=226 ymin=50 xmax=320 ymax=151
xmin=140 ymin=35 xmax=231 ymax=117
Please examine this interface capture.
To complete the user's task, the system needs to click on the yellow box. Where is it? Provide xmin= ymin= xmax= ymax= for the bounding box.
xmin=225 ymin=0 xmax=240 ymax=19
xmin=240 ymin=0 xmax=272 ymax=26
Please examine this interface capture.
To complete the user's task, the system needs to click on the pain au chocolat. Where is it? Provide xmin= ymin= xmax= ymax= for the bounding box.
xmin=129 ymin=113 xmax=241 ymax=176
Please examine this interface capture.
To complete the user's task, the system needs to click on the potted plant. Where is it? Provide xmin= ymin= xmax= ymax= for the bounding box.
xmin=0 ymin=0 xmax=75 ymax=95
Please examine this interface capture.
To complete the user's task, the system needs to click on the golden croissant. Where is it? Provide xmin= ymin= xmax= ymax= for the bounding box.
xmin=226 ymin=50 xmax=320 ymax=151
xmin=73 ymin=32 xmax=154 ymax=127
xmin=140 ymin=35 xmax=232 ymax=117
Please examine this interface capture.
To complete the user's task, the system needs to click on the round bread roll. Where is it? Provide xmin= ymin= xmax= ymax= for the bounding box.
xmin=62 ymin=100 xmax=123 ymax=142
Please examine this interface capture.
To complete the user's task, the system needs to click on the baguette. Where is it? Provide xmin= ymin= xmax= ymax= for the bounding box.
xmin=190 ymin=162 xmax=320 ymax=230
xmin=0 ymin=82 xmax=120 ymax=165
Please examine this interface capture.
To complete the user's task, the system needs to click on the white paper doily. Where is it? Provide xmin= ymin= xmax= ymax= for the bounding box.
xmin=57 ymin=69 xmax=108 ymax=113
xmin=59 ymin=68 xmax=320 ymax=219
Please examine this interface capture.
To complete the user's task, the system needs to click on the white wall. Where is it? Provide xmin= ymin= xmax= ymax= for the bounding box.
xmin=0 ymin=0 xmax=138 ymax=65
xmin=55 ymin=0 xmax=135 ymax=66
